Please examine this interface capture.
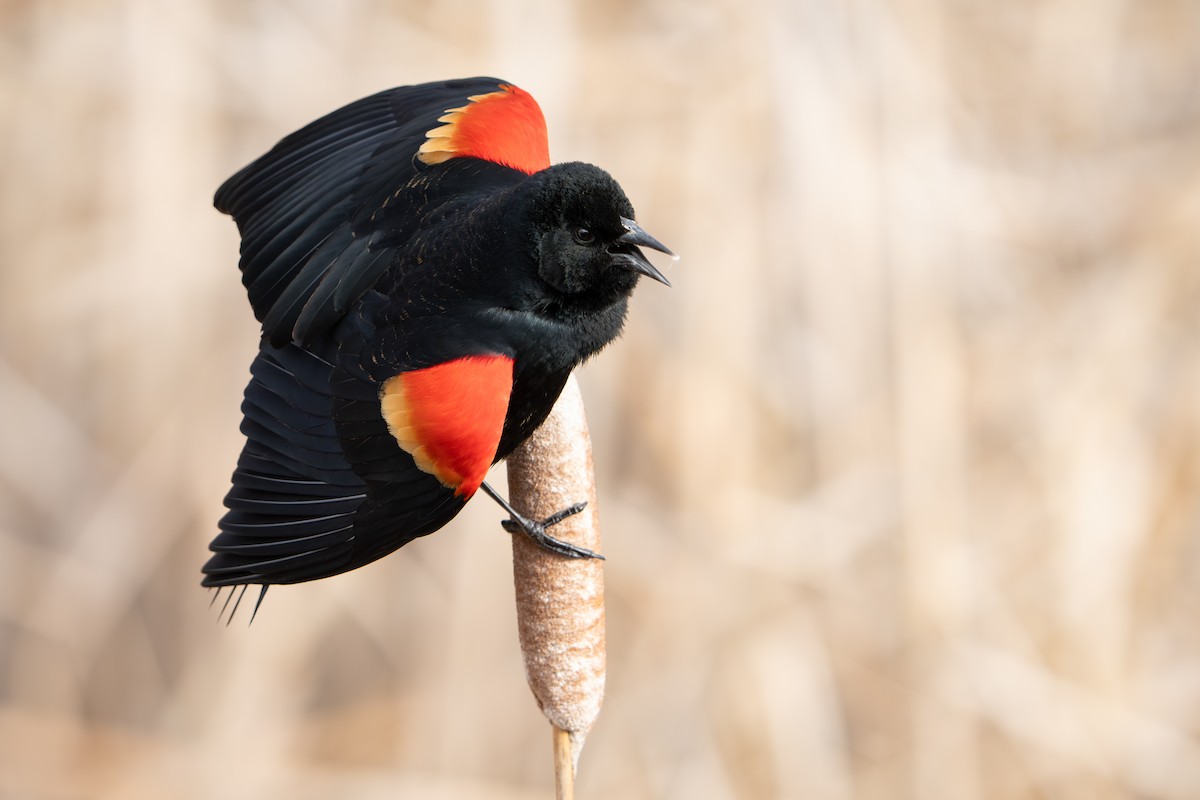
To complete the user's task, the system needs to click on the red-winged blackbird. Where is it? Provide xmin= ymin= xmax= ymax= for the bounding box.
xmin=201 ymin=78 xmax=672 ymax=616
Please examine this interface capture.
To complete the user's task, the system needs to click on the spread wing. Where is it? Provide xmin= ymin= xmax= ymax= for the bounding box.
xmin=202 ymin=301 xmax=517 ymax=588
xmin=205 ymin=78 xmax=552 ymax=589
xmin=202 ymin=339 xmax=368 ymax=587
xmin=215 ymin=77 xmax=550 ymax=347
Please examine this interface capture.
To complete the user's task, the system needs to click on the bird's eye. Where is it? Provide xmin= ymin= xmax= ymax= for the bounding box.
xmin=572 ymin=227 xmax=596 ymax=245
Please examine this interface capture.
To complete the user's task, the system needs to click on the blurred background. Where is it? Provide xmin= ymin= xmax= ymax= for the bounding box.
xmin=2 ymin=0 xmax=1200 ymax=797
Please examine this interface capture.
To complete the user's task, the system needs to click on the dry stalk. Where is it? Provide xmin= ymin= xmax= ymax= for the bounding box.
xmin=507 ymin=373 xmax=605 ymax=794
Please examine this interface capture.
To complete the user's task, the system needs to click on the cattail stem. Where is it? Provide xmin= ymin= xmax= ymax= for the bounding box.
xmin=553 ymin=725 xmax=575 ymax=800
xmin=508 ymin=373 xmax=606 ymax=787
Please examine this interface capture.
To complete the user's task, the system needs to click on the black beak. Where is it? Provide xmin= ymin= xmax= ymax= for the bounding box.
xmin=612 ymin=216 xmax=674 ymax=286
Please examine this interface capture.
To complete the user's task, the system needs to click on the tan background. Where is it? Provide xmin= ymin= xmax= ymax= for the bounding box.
xmin=3 ymin=1 xmax=1200 ymax=798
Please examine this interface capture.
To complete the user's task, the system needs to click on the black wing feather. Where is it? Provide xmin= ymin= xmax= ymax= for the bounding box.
xmin=205 ymin=79 xmax=526 ymax=591
xmin=203 ymin=312 xmax=471 ymax=588
xmin=202 ymin=342 xmax=365 ymax=586
xmin=215 ymin=77 xmax=516 ymax=346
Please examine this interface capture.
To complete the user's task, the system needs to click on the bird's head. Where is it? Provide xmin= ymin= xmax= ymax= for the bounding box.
xmin=523 ymin=162 xmax=673 ymax=310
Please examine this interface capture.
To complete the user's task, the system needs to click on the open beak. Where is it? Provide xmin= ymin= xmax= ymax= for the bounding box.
xmin=611 ymin=216 xmax=675 ymax=286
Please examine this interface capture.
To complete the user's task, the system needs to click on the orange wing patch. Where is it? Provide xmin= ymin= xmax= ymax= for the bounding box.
xmin=380 ymin=355 xmax=514 ymax=498
xmin=417 ymin=83 xmax=550 ymax=175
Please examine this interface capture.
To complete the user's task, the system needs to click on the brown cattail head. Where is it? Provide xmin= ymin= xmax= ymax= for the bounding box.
xmin=507 ymin=374 xmax=605 ymax=769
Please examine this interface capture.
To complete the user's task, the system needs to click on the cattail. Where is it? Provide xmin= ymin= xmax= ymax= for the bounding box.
xmin=507 ymin=374 xmax=605 ymax=798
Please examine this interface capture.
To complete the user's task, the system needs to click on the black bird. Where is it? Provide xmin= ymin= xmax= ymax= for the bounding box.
xmin=202 ymin=78 xmax=672 ymax=616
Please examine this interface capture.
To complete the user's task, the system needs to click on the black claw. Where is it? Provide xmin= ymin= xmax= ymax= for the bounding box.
xmin=543 ymin=501 xmax=589 ymax=527
xmin=480 ymin=482 xmax=602 ymax=560
xmin=500 ymin=502 xmax=603 ymax=560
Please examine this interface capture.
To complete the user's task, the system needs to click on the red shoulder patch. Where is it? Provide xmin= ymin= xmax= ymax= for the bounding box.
xmin=379 ymin=355 xmax=514 ymax=498
xmin=417 ymin=83 xmax=550 ymax=175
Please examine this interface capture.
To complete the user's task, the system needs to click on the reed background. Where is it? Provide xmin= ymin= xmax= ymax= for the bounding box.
xmin=3 ymin=1 xmax=1199 ymax=798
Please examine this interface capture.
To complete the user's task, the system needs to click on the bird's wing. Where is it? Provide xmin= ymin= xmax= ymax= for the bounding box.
xmin=202 ymin=337 xmax=481 ymax=586
xmin=376 ymin=355 xmax=514 ymax=499
xmin=331 ymin=298 xmax=516 ymax=520
xmin=202 ymin=340 xmax=367 ymax=586
xmin=203 ymin=300 xmax=520 ymax=587
xmin=316 ymin=351 xmax=515 ymax=574
xmin=215 ymin=77 xmax=550 ymax=346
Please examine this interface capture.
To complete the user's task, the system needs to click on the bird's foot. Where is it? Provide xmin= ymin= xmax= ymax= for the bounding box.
xmin=500 ymin=501 xmax=604 ymax=560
